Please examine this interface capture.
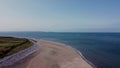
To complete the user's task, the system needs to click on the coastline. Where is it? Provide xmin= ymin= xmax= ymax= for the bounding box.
xmin=27 ymin=39 xmax=94 ymax=68
xmin=72 ymin=46 xmax=96 ymax=68
xmin=38 ymin=39 xmax=95 ymax=67
xmin=2 ymin=38 xmax=95 ymax=68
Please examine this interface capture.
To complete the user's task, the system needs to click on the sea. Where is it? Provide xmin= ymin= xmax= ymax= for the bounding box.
xmin=0 ymin=32 xmax=120 ymax=68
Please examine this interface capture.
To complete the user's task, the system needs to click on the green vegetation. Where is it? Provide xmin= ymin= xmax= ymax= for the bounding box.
xmin=0 ymin=37 xmax=33 ymax=58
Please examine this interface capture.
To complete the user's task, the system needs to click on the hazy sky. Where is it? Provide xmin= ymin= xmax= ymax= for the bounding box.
xmin=0 ymin=0 xmax=120 ymax=32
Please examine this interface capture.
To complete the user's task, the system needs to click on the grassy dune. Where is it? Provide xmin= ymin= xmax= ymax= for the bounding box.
xmin=0 ymin=37 xmax=33 ymax=58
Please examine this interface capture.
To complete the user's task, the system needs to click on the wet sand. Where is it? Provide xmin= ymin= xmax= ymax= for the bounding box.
xmin=4 ymin=39 xmax=93 ymax=68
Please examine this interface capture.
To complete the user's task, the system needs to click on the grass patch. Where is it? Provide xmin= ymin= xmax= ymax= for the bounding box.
xmin=0 ymin=37 xmax=33 ymax=58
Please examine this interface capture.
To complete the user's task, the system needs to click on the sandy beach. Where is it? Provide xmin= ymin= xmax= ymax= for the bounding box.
xmin=4 ymin=39 xmax=93 ymax=68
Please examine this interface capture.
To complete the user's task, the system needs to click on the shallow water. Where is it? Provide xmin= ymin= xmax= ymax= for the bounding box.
xmin=0 ymin=32 xmax=120 ymax=68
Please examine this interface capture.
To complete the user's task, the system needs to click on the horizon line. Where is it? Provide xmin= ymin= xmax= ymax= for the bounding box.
xmin=0 ymin=31 xmax=120 ymax=33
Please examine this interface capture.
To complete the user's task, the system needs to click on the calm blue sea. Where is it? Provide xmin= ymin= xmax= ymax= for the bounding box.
xmin=0 ymin=32 xmax=120 ymax=68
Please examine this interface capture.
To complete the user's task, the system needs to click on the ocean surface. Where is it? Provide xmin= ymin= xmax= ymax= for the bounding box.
xmin=0 ymin=32 xmax=120 ymax=68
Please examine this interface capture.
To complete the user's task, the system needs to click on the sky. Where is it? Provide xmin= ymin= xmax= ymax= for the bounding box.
xmin=0 ymin=0 xmax=120 ymax=32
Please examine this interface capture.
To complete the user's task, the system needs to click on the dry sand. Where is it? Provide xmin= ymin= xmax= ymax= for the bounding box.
xmin=27 ymin=40 xmax=93 ymax=68
xmin=4 ymin=40 xmax=94 ymax=68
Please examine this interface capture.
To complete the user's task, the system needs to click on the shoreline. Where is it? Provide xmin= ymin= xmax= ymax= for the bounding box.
xmin=73 ymin=47 xmax=96 ymax=68
xmin=2 ymin=38 xmax=95 ymax=68
xmin=38 ymin=39 xmax=96 ymax=68
xmin=34 ymin=39 xmax=96 ymax=68
xmin=27 ymin=39 xmax=94 ymax=68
